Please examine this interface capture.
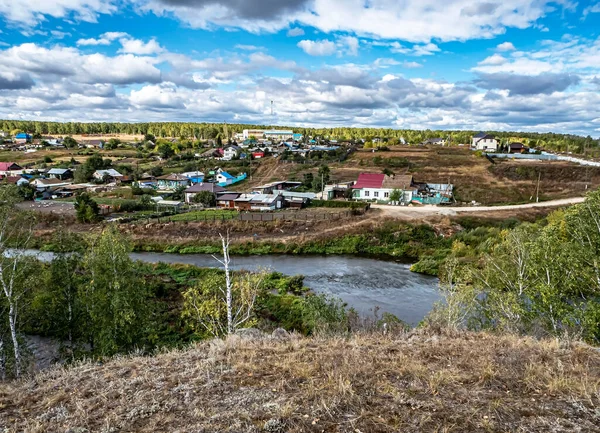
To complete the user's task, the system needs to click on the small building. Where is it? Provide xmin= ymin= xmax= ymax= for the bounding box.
xmin=352 ymin=173 xmax=416 ymax=202
xmin=184 ymin=183 xmax=226 ymax=204
xmin=216 ymin=171 xmax=236 ymax=185
xmin=472 ymin=132 xmax=498 ymax=151
xmin=30 ymin=178 xmax=73 ymax=191
xmin=15 ymin=133 xmax=32 ymax=144
xmin=181 ymin=171 xmax=205 ymax=184
xmin=0 ymin=162 xmax=23 ymax=176
xmin=216 ymin=193 xmax=241 ymax=209
xmin=422 ymin=138 xmax=447 ymax=146
xmin=252 ymin=151 xmax=265 ymax=159
xmin=93 ymin=169 xmax=124 ymax=183
xmin=47 ymin=168 xmax=73 ymax=180
xmin=223 ymin=145 xmax=241 ymax=161
xmin=281 ymin=190 xmax=315 ymax=208
xmin=509 ymin=142 xmax=527 ymax=154
xmin=157 ymin=174 xmax=191 ymax=190
xmin=242 ymin=129 xmax=266 ymax=139
xmin=252 ymin=181 xmax=302 ymax=194
xmin=1 ymin=176 xmax=29 ymax=186
xmin=264 ymin=130 xmax=294 ymax=141
xmin=234 ymin=193 xmax=285 ymax=211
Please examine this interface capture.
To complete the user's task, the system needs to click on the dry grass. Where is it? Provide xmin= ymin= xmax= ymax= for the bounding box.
xmin=1 ymin=330 xmax=599 ymax=432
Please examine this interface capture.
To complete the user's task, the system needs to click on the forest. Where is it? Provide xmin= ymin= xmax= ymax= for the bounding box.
xmin=1 ymin=119 xmax=598 ymax=154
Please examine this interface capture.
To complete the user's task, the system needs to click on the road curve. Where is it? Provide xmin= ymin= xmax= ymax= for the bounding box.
xmin=371 ymin=197 xmax=585 ymax=218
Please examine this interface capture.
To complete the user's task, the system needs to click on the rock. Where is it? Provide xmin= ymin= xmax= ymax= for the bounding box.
xmin=263 ymin=418 xmax=286 ymax=433
xmin=235 ymin=328 xmax=265 ymax=340
xmin=271 ymin=328 xmax=290 ymax=341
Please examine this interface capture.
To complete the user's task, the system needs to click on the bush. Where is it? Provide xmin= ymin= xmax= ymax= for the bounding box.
xmin=309 ymin=200 xmax=367 ymax=210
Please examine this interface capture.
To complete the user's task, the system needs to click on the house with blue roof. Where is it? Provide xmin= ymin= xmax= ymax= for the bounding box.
xmin=292 ymin=133 xmax=303 ymax=141
xmin=216 ymin=170 xmax=235 ymax=184
xmin=15 ymin=133 xmax=32 ymax=144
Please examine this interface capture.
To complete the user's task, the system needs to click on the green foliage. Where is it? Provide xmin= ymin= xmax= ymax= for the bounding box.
xmin=74 ymin=193 xmax=101 ymax=223
xmin=62 ymin=136 xmax=77 ymax=148
xmin=158 ymin=143 xmax=175 ymax=159
xmin=192 ymin=191 xmax=216 ymax=207
xmin=389 ymin=188 xmax=402 ymax=202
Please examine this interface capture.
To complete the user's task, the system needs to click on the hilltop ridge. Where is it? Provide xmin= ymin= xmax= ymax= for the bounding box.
xmin=1 ymin=329 xmax=599 ymax=432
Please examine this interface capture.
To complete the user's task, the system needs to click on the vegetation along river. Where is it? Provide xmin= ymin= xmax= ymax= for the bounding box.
xmin=130 ymin=252 xmax=441 ymax=326
xmin=28 ymin=250 xmax=441 ymax=326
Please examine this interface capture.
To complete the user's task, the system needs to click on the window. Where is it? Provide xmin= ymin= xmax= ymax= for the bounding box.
xmin=364 ymin=191 xmax=370 ymax=197
xmin=384 ymin=192 xmax=389 ymax=198
xmin=374 ymin=191 xmax=379 ymax=198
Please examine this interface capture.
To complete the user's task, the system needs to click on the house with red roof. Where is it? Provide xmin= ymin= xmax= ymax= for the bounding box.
xmin=352 ymin=173 xmax=416 ymax=202
xmin=0 ymin=162 xmax=23 ymax=176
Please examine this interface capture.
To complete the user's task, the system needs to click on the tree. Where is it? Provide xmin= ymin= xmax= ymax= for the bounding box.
xmin=144 ymin=133 xmax=155 ymax=142
xmin=313 ymin=165 xmax=331 ymax=192
xmin=0 ymin=186 xmax=37 ymax=378
xmin=81 ymin=226 xmax=150 ymax=354
xmin=389 ymin=189 xmax=402 ymax=202
xmin=74 ymin=193 xmax=101 ymax=223
xmin=192 ymin=191 xmax=216 ymax=207
xmin=182 ymin=234 xmax=264 ymax=337
xmin=63 ymin=136 xmax=78 ymax=148
xmin=104 ymin=138 xmax=121 ymax=150
xmin=302 ymin=172 xmax=314 ymax=190
xmin=158 ymin=143 xmax=175 ymax=159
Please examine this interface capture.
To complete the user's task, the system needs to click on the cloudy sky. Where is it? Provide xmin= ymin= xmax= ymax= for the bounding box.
xmin=0 ymin=0 xmax=599 ymax=136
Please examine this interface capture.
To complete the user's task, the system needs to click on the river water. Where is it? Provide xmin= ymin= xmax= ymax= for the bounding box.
xmin=131 ymin=252 xmax=441 ymax=326
xmin=27 ymin=251 xmax=441 ymax=326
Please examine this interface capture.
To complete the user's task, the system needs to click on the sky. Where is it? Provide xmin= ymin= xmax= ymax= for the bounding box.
xmin=0 ymin=1 xmax=599 ymax=136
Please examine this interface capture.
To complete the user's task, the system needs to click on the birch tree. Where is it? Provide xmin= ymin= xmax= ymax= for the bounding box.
xmin=183 ymin=233 xmax=264 ymax=337
xmin=0 ymin=186 xmax=36 ymax=378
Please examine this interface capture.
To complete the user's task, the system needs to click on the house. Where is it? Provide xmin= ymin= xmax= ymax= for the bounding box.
xmin=292 ymin=133 xmax=303 ymax=141
xmin=0 ymin=162 xmax=23 ymax=176
xmin=80 ymin=139 xmax=104 ymax=149
xmin=223 ymin=145 xmax=241 ymax=161
xmin=352 ymin=173 xmax=416 ymax=202
xmin=252 ymin=151 xmax=265 ymax=159
xmin=253 ymin=181 xmax=302 ymax=194
xmin=234 ymin=193 xmax=285 ymax=211
xmin=200 ymin=148 xmax=223 ymax=159
xmin=242 ymin=129 xmax=265 ymax=139
xmin=509 ymin=142 xmax=527 ymax=154
xmin=281 ymin=190 xmax=315 ymax=208
xmin=216 ymin=171 xmax=236 ymax=185
xmin=264 ymin=130 xmax=294 ymax=141
xmin=182 ymin=171 xmax=205 ymax=184
xmin=30 ymin=178 xmax=72 ymax=191
xmin=93 ymin=169 xmax=124 ymax=182
xmin=47 ymin=168 xmax=73 ymax=180
xmin=423 ymin=138 xmax=447 ymax=146
xmin=15 ymin=133 xmax=32 ymax=144
xmin=472 ymin=132 xmax=498 ymax=151
xmin=1 ymin=176 xmax=29 ymax=186
xmin=184 ymin=183 xmax=226 ymax=204
xmin=156 ymin=174 xmax=191 ymax=190
xmin=216 ymin=193 xmax=241 ymax=209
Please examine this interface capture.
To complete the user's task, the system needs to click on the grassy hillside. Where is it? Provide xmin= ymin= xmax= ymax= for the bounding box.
xmin=1 ymin=330 xmax=599 ymax=432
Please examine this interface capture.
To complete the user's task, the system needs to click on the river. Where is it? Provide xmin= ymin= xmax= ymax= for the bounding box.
xmin=27 ymin=251 xmax=441 ymax=326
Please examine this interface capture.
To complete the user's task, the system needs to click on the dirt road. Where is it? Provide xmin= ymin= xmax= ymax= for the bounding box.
xmin=372 ymin=197 xmax=585 ymax=219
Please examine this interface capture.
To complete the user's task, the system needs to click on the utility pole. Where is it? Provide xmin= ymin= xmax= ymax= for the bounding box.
xmin=535 ymin=171 xmax=541 ymax=203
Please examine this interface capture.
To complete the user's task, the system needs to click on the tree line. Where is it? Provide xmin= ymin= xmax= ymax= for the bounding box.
xmin=1 ymin=120 xmax=597 ymax=154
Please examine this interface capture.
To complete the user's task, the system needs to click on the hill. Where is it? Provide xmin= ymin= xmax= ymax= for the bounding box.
xmin=1 ymin=330 xmax=599 ymax=432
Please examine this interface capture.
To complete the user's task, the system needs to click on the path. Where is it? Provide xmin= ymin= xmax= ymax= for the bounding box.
xmin=372 ymin=197 xmax=585 ymax=219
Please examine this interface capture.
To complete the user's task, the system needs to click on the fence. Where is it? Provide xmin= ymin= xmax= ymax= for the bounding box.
xmin=217 ymin=172 xmax=247 ymax=187
xmin=126 ymin=209 xmax=357 ymax=225
xmin=489 ymin=152 xmax=600 ymax=167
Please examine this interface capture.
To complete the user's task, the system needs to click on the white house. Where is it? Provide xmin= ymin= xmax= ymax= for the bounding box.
xmin=352 ymin=173 xmax=417 ymax=203
xmin=263 ymin=130 xmax=294 ymax=141
xmin=223 ymin=145 xmax=241 ymax=161
xmin=0 ymin=131 xmax=9 ymax=138
xmin=242 ymin=129 xmax=265 ymax=139
xmin=472 ymin=132 xmax=498 ymax=151
xmin=93 ymin=169 xmax=123 ymax=182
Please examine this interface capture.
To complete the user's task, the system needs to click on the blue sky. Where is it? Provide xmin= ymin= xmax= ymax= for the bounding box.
xmin=0 ymin=0 xmax=599 ymax=136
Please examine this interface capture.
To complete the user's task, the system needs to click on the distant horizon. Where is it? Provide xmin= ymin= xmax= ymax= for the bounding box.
xmin=0 ymin=1 xmax=599 ymax=137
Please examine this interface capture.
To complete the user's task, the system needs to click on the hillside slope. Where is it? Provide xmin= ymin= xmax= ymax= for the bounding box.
xmin=1 ymin=330 xmax=599 ymax=432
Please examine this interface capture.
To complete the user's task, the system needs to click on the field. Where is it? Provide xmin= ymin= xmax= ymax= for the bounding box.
xmin=1 ymin=330 xmax=599 ymax=432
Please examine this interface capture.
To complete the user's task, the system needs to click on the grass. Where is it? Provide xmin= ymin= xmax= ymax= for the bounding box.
xmin=1 ymin=330 xmax=599 ymax=432
xmin=168 ymin=209 xmax=239 ymax=222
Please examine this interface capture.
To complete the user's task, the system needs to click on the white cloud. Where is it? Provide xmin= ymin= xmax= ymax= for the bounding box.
xmin=139 ymin=0 xmax=573 ymax=43
xmin=582 ymin=2 xmax=600 ymax=19
xmin=118 ymin=38 xmax=164 ymax=55
xmin=287 ymin=27 xmax=305 ymax=37
xmin=234 ymin=44 xmax=264 ymax=51
xmin=339 ymin=36 xmax=359 ymax=56
xmin=297 ymin=39 xmax=337 ymax=56
xmin=77 ymin=31 xmax=127 ymax=46
xmin=403 ymin=61 xmax=423 ymax=68
xmin=0 ymin=0 xmax=116 ymax=25
xmin=497 ymin=42 xmax=516 ymax=51
xmin=389 ymin=41 xmax=440 ymax=56
xmin=479 ymin=54 xmax=507 ymax=66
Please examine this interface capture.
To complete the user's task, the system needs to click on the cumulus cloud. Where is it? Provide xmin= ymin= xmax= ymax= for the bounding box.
xmin=297 ymin=39 xmax=337 ymax=56
xmin=475 ymin=72 xmax=581 ymax=95
xmin=0 ymin=72 xmax=35 ymax=90
xmin=388 ymin=42 xmax=441 ymax=56
xmin=496 ymin=41 xmax=516 ymax=51
xmin=0 ymin=0 xmax=116 ymax=24
xmin=136 ymin=0 xmax=573 ymax=43
xmin=77 ymin=32 xmax=128 ymax=46
xmin=403 ymin=61 xmax=423 ymax=68
xmin=118 ymin=38 xmax=164 ymax=55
